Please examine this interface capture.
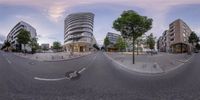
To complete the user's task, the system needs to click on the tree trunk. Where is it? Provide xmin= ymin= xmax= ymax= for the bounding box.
xmin=181 ymin=44 xmax=182 ymax=53
xmin=23 ymin=44 xmax=26 ymax=55
xmin=132 ymin=38 xmax=135 ymax=64
xmin=137 ymin=41 xmax=139 ymax=55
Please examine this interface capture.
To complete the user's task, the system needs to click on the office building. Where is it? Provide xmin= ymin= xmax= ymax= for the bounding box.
xmin=106 ymin=32 xmax=120 ymax=44
xmin=64 ymin=12 xmax=96 ymax=52
xmin=105 ymin=32 xmax=120 ymax=51
xmin=7 ymin=21 xmax=37 ymax=51
xmin=41 ymin=43 xmax=50 ymax=50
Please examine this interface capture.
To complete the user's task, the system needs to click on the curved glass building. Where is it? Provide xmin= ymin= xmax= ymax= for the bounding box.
xmin=64 ymin=12 xmax=96 ymax=52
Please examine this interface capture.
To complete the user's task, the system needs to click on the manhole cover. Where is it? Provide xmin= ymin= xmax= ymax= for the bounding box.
xmin=65 ymin=71 xmax=81 ymax=80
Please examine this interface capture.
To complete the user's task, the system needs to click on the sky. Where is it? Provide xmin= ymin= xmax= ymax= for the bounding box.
xmin=0 ymin=0 xmax=200 ymax=46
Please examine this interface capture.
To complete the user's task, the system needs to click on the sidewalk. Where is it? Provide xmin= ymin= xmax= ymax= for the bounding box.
xmin=105 ymin=52 xmax=194 ymax=74
xmin=13 ymin=52 xmax=92 ymax=61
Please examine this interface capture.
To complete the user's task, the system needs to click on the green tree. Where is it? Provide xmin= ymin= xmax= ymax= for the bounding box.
xmin=29 ymin=38 xmax=39 ymax=54
xmin=115 ymin=36 xmax=126 ymax=52
xmin=4 ymin=41 xmax=11 ymax=51
xmin=196 ymin=43 xmax=200 ymax=50
xmin=113 ymin=10 xmax=152 ymax=64
xmin=189 ymin=32 xmax=199 ymax=52
xmin=104 ymin=37 xmax=110 ymax=51
xmin=17 ymin=29 xmax=31 ymax=53
xmin=146 ymin=33 xmax=156 ymax=54
xmin=53 ymin=41 xmax=61 ymax=52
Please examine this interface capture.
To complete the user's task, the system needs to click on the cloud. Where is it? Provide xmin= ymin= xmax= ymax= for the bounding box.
xmin=1 ymin=0 xmax=200 ymax=45
xmin=1 ymin=0 xmax=200 ymax=23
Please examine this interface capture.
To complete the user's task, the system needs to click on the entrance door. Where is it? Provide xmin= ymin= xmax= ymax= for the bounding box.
xmin=80 ymin=46 xmax=83 ymax=52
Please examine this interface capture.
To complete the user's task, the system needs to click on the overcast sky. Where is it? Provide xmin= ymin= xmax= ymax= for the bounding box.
xmin=0 ymin=0 xmax=200 ymax=45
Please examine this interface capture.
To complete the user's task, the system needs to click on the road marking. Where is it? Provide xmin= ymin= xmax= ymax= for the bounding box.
xmin=34 ymin=53 xmax=98 ymax=81
xmin=77 ymin=53 xmax=97 ymax=74
xmin=34 ymin=77 xmax=70 ymax=81
xmin=78 ymin=68 xmax=86 ymax=74
xmin=6 ymin=58 xmax=11 ymax=64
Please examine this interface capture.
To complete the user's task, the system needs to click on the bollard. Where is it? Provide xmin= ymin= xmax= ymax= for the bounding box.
xmin=153 ymin=63 xmax=157 ymax=68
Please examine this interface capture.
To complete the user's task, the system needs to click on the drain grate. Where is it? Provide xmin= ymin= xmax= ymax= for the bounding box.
xmin=65 ymin=71 xmax=81 ymax=80
xmin=29 ymin=62 xmax=35 ymax=65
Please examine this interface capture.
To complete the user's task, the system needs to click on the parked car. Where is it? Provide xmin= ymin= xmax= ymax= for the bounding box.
xmin=146 ymin=49 xmax=158 ymax=55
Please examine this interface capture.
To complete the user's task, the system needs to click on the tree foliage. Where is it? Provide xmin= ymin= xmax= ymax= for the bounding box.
xmin=2 ymin=41 xmax=11 ymax=51
xmin=113 ymin=10 xmax=153 ymax=64
xmin=196 ymin=43 xmax=200 ymax=50
xmin=17 ymin=29 xmax=31 ymax=45
xmin=115 ymin=36 xmax=126 ymax=52
xmin=53 ymin=41 xmax=62 ymax=50
xmin=189 ymin=32 xmax=199 ymax=45
xmin=29 ymin=38 xmax=39 ymax=53
xmin=17 ymin=29 xmax=31 ymax=52
xmin=113 ymin=10 xmax=153 ymax=40
xmin=104 ymin=37 xmax=110 ymax=50
xmin=146 ymin=33 xmax=156 ymax=50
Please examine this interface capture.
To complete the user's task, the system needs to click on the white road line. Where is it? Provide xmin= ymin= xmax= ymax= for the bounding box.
xmin=34 ymin=53 xmax=98 ymax=82
xmin=78 ymin=53 xmax=97 ymax=73
xmin=6 ymin=58 xmax=11 ymax=64
xmin=34 ymin=77 xmax=70 ymax=81
xmin=78 ymin=68 xmax=86 ymax=74
xmin=93 ymin=54 xmax=97 ymax=60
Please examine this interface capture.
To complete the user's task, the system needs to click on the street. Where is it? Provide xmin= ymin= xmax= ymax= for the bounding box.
xmin=0 ymin=51 xmax=200 ymax=100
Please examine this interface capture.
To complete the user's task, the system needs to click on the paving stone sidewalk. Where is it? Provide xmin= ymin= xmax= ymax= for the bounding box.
xmin=105 ymin=52 xmax=194 ymax=74
xmin=13 ymin=52 xmax=91 ymax=61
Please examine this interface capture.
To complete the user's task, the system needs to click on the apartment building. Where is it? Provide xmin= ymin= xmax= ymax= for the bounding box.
xmin=158 ymin=19 xmax=192 ymax=53
xmin=64 ymin=12 xmax=96 ymax=52
xmin=7 ymin=21 xmax=37 ymax=51
xmin=158 ymin=30 xmax=170 ymax=52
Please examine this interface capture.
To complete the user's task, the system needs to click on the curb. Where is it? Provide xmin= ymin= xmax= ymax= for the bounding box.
xmin=103 ymin=52 xmax=164 ymax=75
xmin=164 ymin=54 xmax=195 ymax=73
xmin=104 ymin=52 xmax=195 ymax=75
xmin=13 ymin=52 xmax=96 ymax=62
xmin=43 ymin=52 xmax=95 ymax=62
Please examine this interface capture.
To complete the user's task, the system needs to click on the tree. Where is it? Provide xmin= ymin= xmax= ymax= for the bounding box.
xmin=189 ymin=32 xmax=199 ymax=52
xmin=196 ymin=43 xmax=200 ymax=50
xmin=52 ymin=41 xmax=61 ymax=52
xmin=4 ymin=41 xmax=11 ymax=51
xmin=93 ymin=44 xmax=100 ymax=50
xmin=113 ymin=10 xmax=152 ymax=64
xmin=146 ymin=33 xmax=156 ymax=51
xmin=29 ymin=38 xmax=39 ymax=54
xmin=104 ymin=37 xmax=110 ymax=51
xmin=115 ymin=36 xmax=126 ymax=52
xmin=17 ymin=29 xmax=31 ymax=53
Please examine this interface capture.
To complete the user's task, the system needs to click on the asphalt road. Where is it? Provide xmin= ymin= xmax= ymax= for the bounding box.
xmin=0 ymin=51 xmax=200 ymax=100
